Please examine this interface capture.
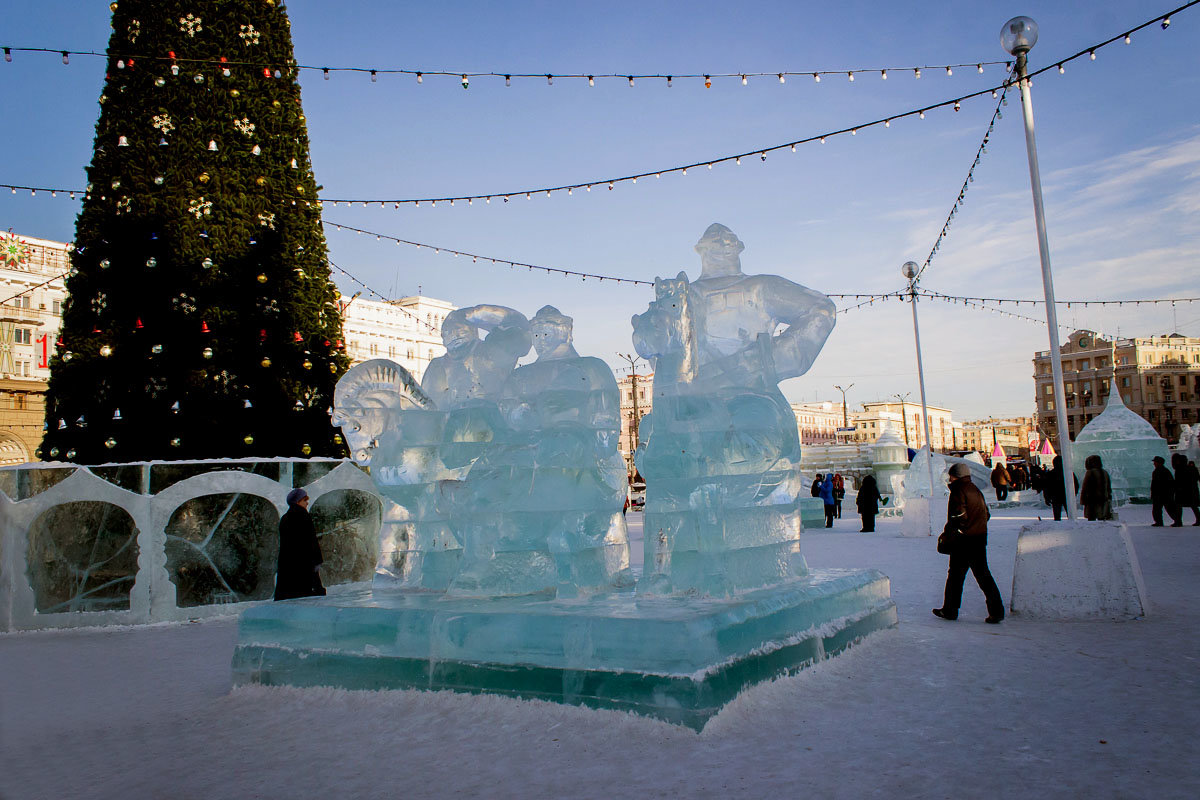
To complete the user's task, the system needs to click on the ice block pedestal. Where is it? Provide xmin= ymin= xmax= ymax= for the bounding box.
xmin=232 ymin=568 xmax=895 ymax=729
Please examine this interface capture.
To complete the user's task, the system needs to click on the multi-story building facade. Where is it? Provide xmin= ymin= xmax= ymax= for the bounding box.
xmin=790 ymin=401 xmax=843 ymax=445
xmin=0 ymin=232 xmax=70 ymax=464
xmin=846 ymin=400 xmax=959 ymax=451
xmin=617 ymin=372 xmax=653 ymax=476
xmin=1033 ymin=329 xmax=1200 ymax=446
xmin=340 ymin=293 xmax=455 ymax=384
xmin=960 ymin=417 xmax=1036 ymax=460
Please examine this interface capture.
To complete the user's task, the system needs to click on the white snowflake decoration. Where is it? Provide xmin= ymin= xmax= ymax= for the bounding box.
xmin=172 ymin=294 xmax=198 ymax=315
xmin=115 ymin=196 xmax=132 ymax=215
xmin=179 ymin=14 xmax=203 ymax=37
xmin=233 ymin=117 xmax=256 ymax=137
xmin=91 ymin=291 xmax=108 ymax=313
xmin=128 ymin=19 xmax=141 ymax=43
xmin=239 ymin=24 xmax=261 ymax=46
xmin=152 ymin=113 xmax=175 ymax=134
xmin=188 ymin=197 xmax=213 ymax=219
xmin=257 ymin=212 xmax=277 ymax=230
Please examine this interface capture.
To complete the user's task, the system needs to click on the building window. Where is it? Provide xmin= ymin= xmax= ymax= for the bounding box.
xmin=1181 ymin=376 xmax=1188 ymax=386
xmin=1122 ymin=377 xmax=1130 ymax=388
xmin=1046 ymin=400 xmax=1055 ymax=411
xmin=1146 ymin=376 xmax=1153 ymax=386
xmin=52 ymin=299 xmax=61 ymax=315
xmin=1044 ymin=384 xmax=1053 ymax=395
xmin=1079 ymin=358 xmax=1090 ymax=370
xmin=14 ymin=328 xmax=32 ymax=344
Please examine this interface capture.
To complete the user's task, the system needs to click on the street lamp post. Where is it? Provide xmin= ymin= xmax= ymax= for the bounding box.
xmin=902 ymin=261 xmax=937 ymax=505
xmin=893 ymin=392 xmax=911 ymax=448
xmin=833 ymin=383 xmax=854 ymax=434
xmin=1001 ymin=16 xmax=1078 ymax=519
xmin=618 ymin=352 xmax=645 ymax=478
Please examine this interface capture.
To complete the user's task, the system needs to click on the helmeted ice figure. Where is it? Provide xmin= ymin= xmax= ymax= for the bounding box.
xmin=334 ymin=306 xmax=530 ymax=589
xmin=631 ymin=223 xmax=836 ymax=596
xmin=448 ymin=306 xmax=631 ymax=597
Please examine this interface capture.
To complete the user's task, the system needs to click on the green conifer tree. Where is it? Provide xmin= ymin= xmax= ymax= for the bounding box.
xmin=41 ymin=0 xmax=348 ymax=463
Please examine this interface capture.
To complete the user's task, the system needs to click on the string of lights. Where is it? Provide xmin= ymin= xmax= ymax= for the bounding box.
xmin=1 ymin=45 xmax=1013 ymax=87
xmin=325 ymin=258 xmax=440 ymax=334
xmin=0 ymin=76 xmax=1012 ymax=208
xmin=323 ymin=220 xmax=655 ymax=285
xmin=919 ymin=289 xmax=1200 ymax=308
xmin=914 ymin=78 xmax=1011 ymax=282
xmin=0 ymin=2 xmax=1192 ymax=209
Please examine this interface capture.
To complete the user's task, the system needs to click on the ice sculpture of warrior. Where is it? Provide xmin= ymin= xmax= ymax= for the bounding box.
xmin=632 ymin=223 xmax=836 ymax=595
xmin=449 ymin=306 xmax=632 ymax=597
xmin=334 ymin=306 xmax=530 ymax=589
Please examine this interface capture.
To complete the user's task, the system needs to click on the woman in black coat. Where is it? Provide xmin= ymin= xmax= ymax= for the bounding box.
xmin=274 ymin=488 xmax=326 ymax=600
xmin=856 ymin=474 xmax=882 ymax=532
xmin=1172 ymin=453 xmax=1200 ymax=525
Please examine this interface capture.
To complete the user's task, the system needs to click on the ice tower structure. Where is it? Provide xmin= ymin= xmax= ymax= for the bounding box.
xmin=1072 ymin=390 xmax=1169 ymax=502
xmin=233 ymin=227 xmax=896 ymax=729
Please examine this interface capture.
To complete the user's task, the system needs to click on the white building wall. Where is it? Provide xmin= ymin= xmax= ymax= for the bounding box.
xmin=340 ymin=294 xmax=456 ymax=383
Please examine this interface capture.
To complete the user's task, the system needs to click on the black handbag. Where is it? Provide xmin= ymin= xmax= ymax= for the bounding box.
xmin=936 ymin=526 xmax=962 ymax=555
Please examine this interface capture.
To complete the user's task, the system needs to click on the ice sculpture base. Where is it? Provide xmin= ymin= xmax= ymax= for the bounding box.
xmin=232 ymin=569 xmax=896 ymax=729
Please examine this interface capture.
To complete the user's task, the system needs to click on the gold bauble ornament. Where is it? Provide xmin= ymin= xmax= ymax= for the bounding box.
xmin=198 ymin=172 xmax=210 ymax=183
xmin=256 ymin=273 xmax=268 ymax=283
xmin=300 ymin=444 xmax=312 ymax=456
xmin=302 ymin=359 xmax=313 ymax=370
xmin=243 ymin=435 xmax=254 ymax=445
xmin=255 ymin=176 xmax=266 ymax=186
xmin=260 ymin=357 xmax=271 ymax=367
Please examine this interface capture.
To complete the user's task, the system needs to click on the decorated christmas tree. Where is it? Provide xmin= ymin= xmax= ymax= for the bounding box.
xmin=41 ymin=0 xmax=348 ymax=463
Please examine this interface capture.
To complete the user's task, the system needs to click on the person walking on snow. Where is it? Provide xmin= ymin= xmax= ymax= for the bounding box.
xmin=856 ymin=474 xmax=882 ymax=532
xmin=990 ymin=462 xmax=1011 ymax=502
xmin=934 ymin=463 xmax=1005 ymax=624
xmin=1151 ymin=455 xmax=1181 ymax=527
xmin=819 ymin=473 xmax=836 ymax=528
xmin=1079 ymin=454 xmax=1114 ymax=521
xmin=832 ymin=473 xmax=845 ymax=519
xmin=1171 ymin=453 xmax=1200 ymax=526
xmin=274 ymin=488 xmax=326 ymax=601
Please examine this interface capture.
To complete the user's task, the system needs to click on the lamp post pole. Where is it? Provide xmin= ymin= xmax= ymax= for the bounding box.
xmin=618 ymin=352 xmax=645 ymax=478
xmin=833 ymin=383 xmax=854 ymax=434
xmin=1001 ymin=16 xmax=1077 ymax=518
xmin=894 ymin=392 xmax=911 ymax=448
xmin=902 ymin=262 xmax=937 ymax=509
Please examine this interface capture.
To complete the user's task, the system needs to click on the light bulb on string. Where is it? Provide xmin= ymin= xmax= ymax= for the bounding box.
xmin=1124 ymin=34 xmax=1131 ymax=44
xmin=881 ymin=70 xmax=887 ymax=79
xmin=461 ymin=74 xmax=469 ymax=88
xmin=62 ymin=51 xmax=69 ymax=65
xmin=741 ymin=74 xmax=747 ymax=85
xmin=914 ymin=68 xmax=921 ymax=79
xmin=1089 ymin=50 xmax=1096 ymax=60
xmin=704 ymin=75 xmax=711 ymax=88
xmin=323 ymin=68 xmax=329 ymax=80
xmin=546 ymin=74 xmax=553 ymax=85
xmin=505 ymin=75 xmax=510 ymax=86
xmin=627 ymin=75 xmax=634 ymax=87
xmin=945 ymin=66 xmax=952 ymax=76
xmin=1058 ymin=64 xmax=1065 ymax=74
xmin=977 ymin=64 xmax=984 ymax=74
xmin=588 ymin=75 xmax=594 ymax=86
xmin=666 ymin=75 xmax=673 ymax=87
xmin=777 ymin=73 xmax=785 ymax=84
xmin=812 ymin=73 xmax=820 ymax=83
xmin=847 ymin=71 xmax=854 ymax=82
xmin=416 ymin=72 xmax=422 ymax=83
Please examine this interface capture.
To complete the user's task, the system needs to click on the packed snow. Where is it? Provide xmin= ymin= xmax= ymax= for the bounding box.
xmin=2 ymin=503 xmax=1198 ymax=799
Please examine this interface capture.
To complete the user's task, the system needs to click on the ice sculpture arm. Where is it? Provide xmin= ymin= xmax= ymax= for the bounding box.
xmin=458 ymin=305 xmax=532 ymax=363
xmin=760 ymin=280 xmax=837 ymax=381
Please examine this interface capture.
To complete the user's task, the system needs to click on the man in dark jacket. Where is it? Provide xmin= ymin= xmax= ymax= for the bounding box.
xmin=934 ymin=463 xmax=1005 ymax=624
xmin=990 ymin=462 xmax=1011 ymax=501
xmin=274 ymin=488 xmax=326 ymax=600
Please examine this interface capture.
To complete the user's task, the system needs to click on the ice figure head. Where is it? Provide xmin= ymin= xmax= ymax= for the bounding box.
xmin=441 ymin=313 xmax=479 ymax=354
xmin=530 ymin=305 xmax=579 ymax=361
xmin=694 ymin=223 xmax=745 ymax=278
xmin=332 ymin=359 xmax=433 ymax=464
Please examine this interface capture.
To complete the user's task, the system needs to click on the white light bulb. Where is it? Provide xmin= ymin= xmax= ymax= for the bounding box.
xmin=881 ymin=70 xmax=887 ymax=80
xmin=914 ymin=68 xmax=921 ymax=79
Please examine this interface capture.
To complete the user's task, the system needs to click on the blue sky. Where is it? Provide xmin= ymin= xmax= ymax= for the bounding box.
xmin=2 ymin=0 xmax=1198 ymax=420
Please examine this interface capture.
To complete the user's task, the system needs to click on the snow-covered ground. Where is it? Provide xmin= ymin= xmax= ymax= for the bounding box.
xmin=3 ymin=504 xmax=1198 ymax=799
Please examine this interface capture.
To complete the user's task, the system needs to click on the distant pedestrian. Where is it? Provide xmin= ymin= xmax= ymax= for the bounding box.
xmin=1079 ymin=454 xmax=1114 ymax=521
xmin=811 ymin=475 xmax=823 ymax=498
xmin=1171 ymin=453 xmax=1200 ymax=526
xmin=857 ymin=474 xmax=882 ymax=532
xmin=934 ymin=463 xmax=1005 ymax=624
xmin=274 ymin=488 xmax=326 ymax=601
xmin=832 ymin=473 xmax=846 ymax=518
xmin=990 ymin=462 xmax=1011 ymax=502
xmin=819 ymin=473 xmax=836 ymax=528
xmin=1044 ymin=456 xmax=1066 ymax=520
xmin=1151 ymin=456 xmax=1181 ymax=527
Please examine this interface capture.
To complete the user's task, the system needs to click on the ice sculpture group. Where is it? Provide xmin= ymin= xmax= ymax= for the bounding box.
xmin=234 ymin=225 xmax=896 ymax=727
